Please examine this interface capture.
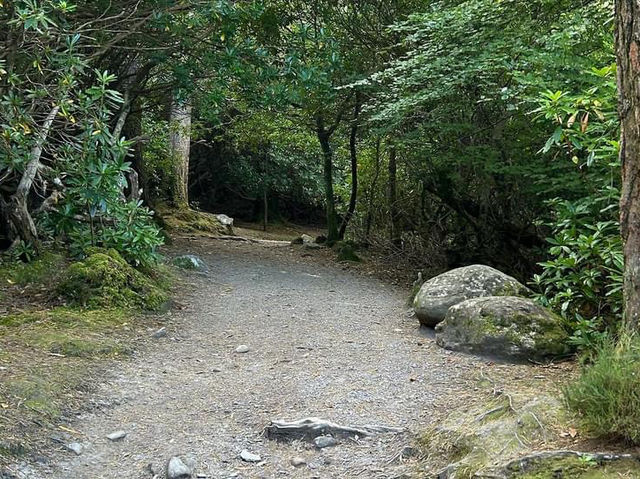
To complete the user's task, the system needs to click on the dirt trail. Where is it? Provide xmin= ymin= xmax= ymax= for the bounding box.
xmin=26 ymin=238 xmax=511 ymax=478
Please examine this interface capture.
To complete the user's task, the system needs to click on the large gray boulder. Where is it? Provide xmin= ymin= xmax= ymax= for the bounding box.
xmin=435 ymin=296 xmax=570 ymax=361
xmin=413 ymin=265 xmax=529 ymax=327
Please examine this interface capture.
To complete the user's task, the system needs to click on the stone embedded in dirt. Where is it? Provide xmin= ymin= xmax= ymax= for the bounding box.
xmin=235 ymin=345 xmax=250 ymax=353
xmin=215 ymin=214 xmax=234 ymax=235
xmin=66 ymin=442 xmax=83 ymax=455
xmin=435 ymin=296 xmax=570 ymax=361
xmin=313 ymin=436 xmax=337 ymax=448
xmin=413 ymin=265 xmax=530 ymax=327
xmin=152 ymin=327 xmax=168 ymax=339
xmin=172 ymin=255 xmax=208 ymax=272
xmin=240 ymin=450 xmax=262 ymax=463
xmin=167 ymin=456 xmax=192 ymax=478
xmin=290 ymin=457 xmax=307 ymax=467
xmin=106 ymin=430 xmax=127 ymax=441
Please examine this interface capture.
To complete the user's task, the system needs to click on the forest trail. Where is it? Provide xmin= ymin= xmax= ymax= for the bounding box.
xmin=28 ymin=238 xmax=514 ymax=478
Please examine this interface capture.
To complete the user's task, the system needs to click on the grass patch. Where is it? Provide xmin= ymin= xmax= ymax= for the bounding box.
xmin=564 ymin=334 xmax=640 ymax=444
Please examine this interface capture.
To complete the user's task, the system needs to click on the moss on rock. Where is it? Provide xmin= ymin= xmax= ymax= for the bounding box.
xmin=335 ymin=241 xmax=361 ymax=262
xmin=502 ymin=452 xmax=640 ymax=478
xmin=156 ymin=205 xmax=231 ymax=235
xmin=58 ymin=248 xmax=168 ymax=310
xmin=435 ymin=296 xmax=571 ymax=361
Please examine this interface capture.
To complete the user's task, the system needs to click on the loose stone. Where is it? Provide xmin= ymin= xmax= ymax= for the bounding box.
xmin=240 ymin=450 xmax=262 ymax=463
xmin=106 ymin=430 xmax=127 ymax=441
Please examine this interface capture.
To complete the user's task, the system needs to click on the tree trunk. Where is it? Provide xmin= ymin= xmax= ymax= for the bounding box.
xmin=316 ymin=116 xmax=339 ymax=244
xmin=339 ymin=96 xmax=361 ymax=240
xmin=122 ymin=103 xmax=149 ymax=203
xmin=8 ymin=105 xmax=60 ymax=249
xmin=169 ymin=94 xmax=192 ymax=209
xmin=388 ymin=143 xmax=401 ymax=247
xmin=617 ymin=0 xmax=640 ymax=331
xmin=365 ymin=137 xmax=382 ymax=239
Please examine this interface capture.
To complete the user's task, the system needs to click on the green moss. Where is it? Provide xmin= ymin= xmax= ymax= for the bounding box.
xmin=2 ymin=308 xmax=133 ymax=359
xmin=516 ymin=456 xmax=640 ymax=478
xmin=156 ymin=205 xmax=227 ymax=234
xmin=58 ymin=248 xmax=168 ymax=310
xmin=0 ymin=251 xmax=66 ymax=286
xmin=495 ymin=281 xmax=530 ymax=297
xmin=335 ymin=241 xmax=361 ymax=262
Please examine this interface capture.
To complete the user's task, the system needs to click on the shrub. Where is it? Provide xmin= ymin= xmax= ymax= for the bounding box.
xmin=564 ymin=335 xmax=640 ymax=444
xmin=532 ymin=65 xmax=622 ymax=352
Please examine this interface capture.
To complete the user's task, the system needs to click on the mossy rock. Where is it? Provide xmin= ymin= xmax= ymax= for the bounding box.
xmin=492 ymin=451 xmax=640 ymax=478
xmin=172 ymin=254 xmax=207 ymax=272
xmin=156 ymin=205 xmax=232 ymax=235
xmin=413 ymin=265 xmax=530 ymax=328
xmin=335 ymin=241 xmax=361 ymax=262
xmin=423 ymin=395 xmax=566 ymax=478
xmin=435 ymin=296 xmax=571 ymax=362
xmin=58 ymin=248 xmax=168 ymax=310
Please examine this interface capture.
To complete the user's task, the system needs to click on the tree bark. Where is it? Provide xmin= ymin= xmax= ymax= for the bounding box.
xmin=617 ymin=0 xmax=640 ymax=331
xmin=169 ymin=93 xmax=192 ymax=209
xmin=365 ymin=137 xmax=382 ymax=239
xmin=388 ymin=143 xmax=401 ymax=247
xmin=8 ymin=105 xmax=60 ymax=248
xmin=338 ymin=95 xmax=361 ymax=240
xmin=316 ymin=115 xmax=339 ymax=244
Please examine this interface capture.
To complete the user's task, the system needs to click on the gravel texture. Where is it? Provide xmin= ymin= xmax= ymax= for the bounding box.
xmin=24 ymin=238 xmax=510 ymax=478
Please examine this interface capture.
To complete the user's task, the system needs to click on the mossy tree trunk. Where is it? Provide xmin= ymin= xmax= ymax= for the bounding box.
xmin=169 ymin=93 xmax=192 ymax=210
xmin=616 ymin=0 xmax=640 ymax=331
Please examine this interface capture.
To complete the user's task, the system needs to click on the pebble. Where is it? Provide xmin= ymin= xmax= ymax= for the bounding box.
xmin=240 ymin=450 xmax=261 ymax=462
xmin=66 ymin=443 xmax=83 ymax=455
xmin=152 ymin=327 xmax=167 ymax=339
xmin=290 ymin=456 xmax=306 ymax=467
xmin=167 ymin=456 xmax=192 ymax=478
xmin=106 ymin=430 xmax=127 ymax=441
xmin=235 ymin=345 xmax=250 ymax=354
xmin=313 ymin=435 xmax=337 ymax=448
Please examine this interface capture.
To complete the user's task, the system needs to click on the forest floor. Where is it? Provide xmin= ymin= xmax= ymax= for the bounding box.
xmin=1 ymin=230 xmax=615 ymax=478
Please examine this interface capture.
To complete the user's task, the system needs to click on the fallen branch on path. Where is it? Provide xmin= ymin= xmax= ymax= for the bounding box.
xmin=214 ymin=235 xmax=291 ymax=246
xmin=263 ymin=417 xmax=404 ymax=442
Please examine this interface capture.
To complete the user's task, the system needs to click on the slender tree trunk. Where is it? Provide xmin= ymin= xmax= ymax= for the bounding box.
xmin=388 ymin=143 xmax=401 ymax=247
xmin=169 ymin=94 xmax=192 ymax=209
xmin=365 ymin=137 xmax=382 ymax=239
xmin=617 ymin=0 xmax=640 ymax=331
xmin=122 ymin=103 xmax=149 ymax=203
xmin=8 ymin=105 xmax=60 ymax=249
xmin=316 ymin=116 xmax=339 ymax=244
xmin=339 ymin=95 xmax=361 ymax=240
xmin=263 ymin=153 xmax=268 ymax=231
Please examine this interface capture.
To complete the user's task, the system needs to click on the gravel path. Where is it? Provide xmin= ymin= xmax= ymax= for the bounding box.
xmin=29 ymin=238 xmax=487 ymax=479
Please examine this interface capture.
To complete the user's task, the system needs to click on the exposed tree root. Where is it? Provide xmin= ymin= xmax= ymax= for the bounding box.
xmin=263 ymin=417 xmax=404 ymax=442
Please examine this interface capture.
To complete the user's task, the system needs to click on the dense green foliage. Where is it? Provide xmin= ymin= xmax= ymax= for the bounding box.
xmin=533 ymin=65 xmax=622 ymax=350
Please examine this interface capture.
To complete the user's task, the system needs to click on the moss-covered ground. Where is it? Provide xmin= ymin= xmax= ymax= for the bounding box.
xmin=0 ymin=250 xmax=172 ymax=466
